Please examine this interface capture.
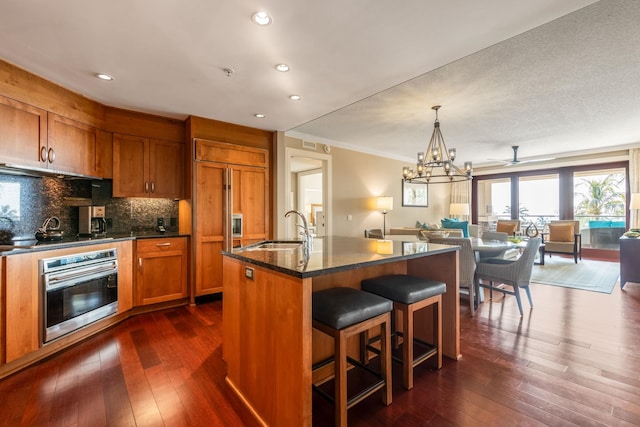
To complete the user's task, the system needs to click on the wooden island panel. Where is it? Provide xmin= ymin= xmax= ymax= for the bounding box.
xmin=223 ymin=256 xmax=312 ymax=427
xmin=222 ymin=237 xmax=460 ymax=426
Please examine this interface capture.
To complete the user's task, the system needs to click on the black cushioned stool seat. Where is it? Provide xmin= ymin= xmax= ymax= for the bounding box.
xmin=312 ymin=287 xmax=393 ymax=427
xmin=361 ymin=274 xmax=446 ymax=390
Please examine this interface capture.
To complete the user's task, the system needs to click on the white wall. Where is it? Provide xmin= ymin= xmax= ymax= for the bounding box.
xmin=280 ymin=136 xmax=454 ymax=238
xmin=330 ymin=146 xmax=451 ymax=237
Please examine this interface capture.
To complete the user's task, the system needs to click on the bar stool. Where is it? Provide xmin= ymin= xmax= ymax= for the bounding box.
xmin=312 ymin=287 xmax=393 ymax=427
xmin=361 ymin=274 xmax=446 ymax=390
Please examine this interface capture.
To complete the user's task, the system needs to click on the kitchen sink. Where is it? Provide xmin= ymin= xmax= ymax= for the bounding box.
xmin=247 ymin=242 xmax=303 ymax=251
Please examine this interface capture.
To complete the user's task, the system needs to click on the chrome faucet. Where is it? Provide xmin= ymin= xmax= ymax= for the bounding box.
xmin=285 ymin=209 xmax=313 ymax=249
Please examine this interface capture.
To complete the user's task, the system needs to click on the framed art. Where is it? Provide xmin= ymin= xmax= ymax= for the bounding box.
xmin=402 ymin=180 xmax=428 ymax=207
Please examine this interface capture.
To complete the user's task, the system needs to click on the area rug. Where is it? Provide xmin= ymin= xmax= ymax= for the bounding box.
xmin=531 ymin=257 xmax=619 ymax=294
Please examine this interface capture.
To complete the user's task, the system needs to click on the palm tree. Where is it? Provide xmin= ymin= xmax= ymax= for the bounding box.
xmin=574 ymin=174 xmax=625 ymax=217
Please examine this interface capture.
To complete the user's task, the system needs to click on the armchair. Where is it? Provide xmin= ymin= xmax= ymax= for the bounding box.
xmin=426 ymin=237 xmax=477 ymax=316
xmin=475 ymin=237 xmax=542 ymax=316
xmin=542 ymin=220 xmax=581 ymax=263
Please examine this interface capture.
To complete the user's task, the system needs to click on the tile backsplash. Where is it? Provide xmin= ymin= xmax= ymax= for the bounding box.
xmin=0 ymin=174 xmax=179 ymax=242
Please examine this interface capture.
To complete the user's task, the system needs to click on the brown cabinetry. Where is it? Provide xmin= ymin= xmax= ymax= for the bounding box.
xmin=136 ymin=237 xmax=188 ymax=305
xmin=194 ymin=139 xmax=269 ymax=296
xmin=47 ymin=113 xmax=112 ymax=178
xmin=0 ymin=94 xmax=48 ymax=169
xmin=3 ymin=241 xmax=133 ymax=364
xmin=0 ymin=96 xmax=112 ymax=178
xmin=3 ymin=251 xmax=39 ymax=363
xmin=113 ymin=133 xmax=184 ymax=198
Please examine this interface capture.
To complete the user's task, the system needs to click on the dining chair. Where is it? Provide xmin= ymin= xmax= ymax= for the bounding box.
xmin=478 ymin=231 xmax=510 ymax=260
xmin=425 ymin=237 xmax=477 ymax=316
xmin=475 ymin=237 xmax=542 ymax=316
xmin=364 ymin=229 xmax=384 ymax=239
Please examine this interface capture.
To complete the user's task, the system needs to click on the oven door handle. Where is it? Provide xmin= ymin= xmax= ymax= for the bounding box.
xmin=45 ymin=261 xmax=118 ymax=291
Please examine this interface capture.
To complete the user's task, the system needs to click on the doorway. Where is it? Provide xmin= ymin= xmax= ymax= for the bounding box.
xmin=284 ymin=147 xmax=332 ymax=239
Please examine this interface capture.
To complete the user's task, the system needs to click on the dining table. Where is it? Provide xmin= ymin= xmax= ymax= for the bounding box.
xmin=385 ymin=234 xmax=516 ymax=254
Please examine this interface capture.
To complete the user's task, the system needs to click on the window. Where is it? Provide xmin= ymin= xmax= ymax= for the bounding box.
xmin=0 ymin=182 xmax=20 ymax=220
xmin=574 ymin=168 xmax=626 ymax=249
xmin=473 ymin=161 xmax=628 ymax=252
xmin=519 ymin=174 xmax=559 ymax=228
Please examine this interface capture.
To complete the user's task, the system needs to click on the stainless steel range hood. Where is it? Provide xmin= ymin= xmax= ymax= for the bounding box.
xmin=0 ymin=162 xmax=102 ymax=180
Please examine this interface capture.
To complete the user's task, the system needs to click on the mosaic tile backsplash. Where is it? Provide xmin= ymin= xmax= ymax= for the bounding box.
xmin=0 ymin=174 xmax=179 ymax=243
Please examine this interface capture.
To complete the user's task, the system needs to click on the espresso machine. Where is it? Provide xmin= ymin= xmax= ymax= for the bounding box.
xmin=79 ymin=205 xmax=107 ymax=237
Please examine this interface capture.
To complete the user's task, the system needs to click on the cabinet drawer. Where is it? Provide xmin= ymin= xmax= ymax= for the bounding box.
xmin=137 ymin=237 xmax=187 ymax=254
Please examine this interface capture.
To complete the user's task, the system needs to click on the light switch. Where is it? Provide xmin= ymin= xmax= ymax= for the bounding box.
xmin=347 ymin=214 xmax=352 ymax=221
xmin=245 ymin=267 xmax=254 ymax=280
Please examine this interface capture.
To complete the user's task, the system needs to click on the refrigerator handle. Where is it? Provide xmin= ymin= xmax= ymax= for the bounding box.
xmin=226 ymin=168 xmax=233 ymax=251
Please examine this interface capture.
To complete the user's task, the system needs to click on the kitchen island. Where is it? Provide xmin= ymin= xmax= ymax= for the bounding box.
xmin=222 ymin=236 xmax=460 ymax=426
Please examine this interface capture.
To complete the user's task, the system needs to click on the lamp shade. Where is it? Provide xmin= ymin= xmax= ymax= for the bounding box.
xmin=376 ymin=196 xmax=393 ymax=212
xmin=630 ymin=193 xmax=640 ymax=210
xmin=376 ymin=239 xmax=393 ymax=254
xmin=450 ymin=203 xmax=469 ymax=216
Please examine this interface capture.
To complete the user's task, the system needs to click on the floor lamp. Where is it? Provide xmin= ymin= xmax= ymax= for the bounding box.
xmin=630 ymin=193 xmax=640 ymax=229
xmin=376 ymin=196 xmax=393 ymax=238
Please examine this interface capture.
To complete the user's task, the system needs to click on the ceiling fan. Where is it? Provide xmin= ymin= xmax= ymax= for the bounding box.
xmin=491 ymin=145 xmax=555 ymax=166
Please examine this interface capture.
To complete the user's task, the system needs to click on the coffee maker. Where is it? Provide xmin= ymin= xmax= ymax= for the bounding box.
xmin=79 ymin=206 xmax=107 ymax=237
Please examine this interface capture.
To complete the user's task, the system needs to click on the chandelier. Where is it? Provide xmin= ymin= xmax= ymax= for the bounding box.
xmin=402 ymin=105 xmax=472 ymax=184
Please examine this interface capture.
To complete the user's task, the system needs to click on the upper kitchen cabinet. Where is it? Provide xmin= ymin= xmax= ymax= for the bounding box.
xmin=0 ymin=97 xmax=111 ymax=178
xmin=112 ymin=133 xmax=184 ymax=199
xmin=47 ymin=113 xmax=112 ymax=178
xmin=0 ymin=95 xmax=48 ymax=169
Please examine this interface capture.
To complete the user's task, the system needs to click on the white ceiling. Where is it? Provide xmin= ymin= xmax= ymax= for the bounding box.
xmin=1 ymin=0 xmax=638 ymax=168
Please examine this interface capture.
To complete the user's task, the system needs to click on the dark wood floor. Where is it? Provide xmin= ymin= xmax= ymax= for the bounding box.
xmin=2 ymin=275 xmax=640 ymax=426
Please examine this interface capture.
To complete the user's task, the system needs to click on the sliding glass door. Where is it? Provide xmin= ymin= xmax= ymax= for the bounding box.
xmin=518 ymin=174 xmax=559 ymax=232
xmin=473 ymin=161 xmax=628 ymax=253
xmin=573 ymin=168 xmax=626 ymax=249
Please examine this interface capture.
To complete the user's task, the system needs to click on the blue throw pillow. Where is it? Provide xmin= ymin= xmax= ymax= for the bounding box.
xmin=441 ymin=218 xmax=469 ymax=237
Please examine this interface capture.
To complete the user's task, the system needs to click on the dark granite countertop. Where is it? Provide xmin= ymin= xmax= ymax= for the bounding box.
xmin=0 ymin=232 xmax=190 ymax=255
xmin=223 ymin=236 xmax=459 ymax=279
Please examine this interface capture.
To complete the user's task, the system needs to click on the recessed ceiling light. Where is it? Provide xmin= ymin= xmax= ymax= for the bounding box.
xmin=251 ymin=11 xmax=271 ymax=26
xmin=275 ymin=63 xmax=290 ymax=72
xmin=254 ymin=113 xmax=266 ymax=118
xmin=289 ymin=95 xmax=302 ymax=101
xmin=95 ymin=73 xmax=114 ymax=81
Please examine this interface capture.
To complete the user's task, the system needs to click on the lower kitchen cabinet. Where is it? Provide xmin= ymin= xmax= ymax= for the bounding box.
xmin=4 ymin=251 xmax=39 ymax=363
xmin=136 ymin=237 xmax=188 ymax=305
xmin=3 ymin=240 xmax=133 ymax=364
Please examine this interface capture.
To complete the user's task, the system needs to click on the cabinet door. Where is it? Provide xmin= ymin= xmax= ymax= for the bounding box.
xmin=113 ymin=133 xmax=150 ymax=197
xmin=149 ymin=138 xmax=184 ymax=199
xmin=234 ymin=165 xmax=269 ymax=242
xmin=195 ymin=162 xmax=227 ymax=295
xmin=0 ymin=95 xmax=48 ymax=168
xmin=4 ymin=252 xmax=40 ymax=363
xmin=136 ymin=238 xmax=187 ymax=305
xmin=47 ymin=113 xmax=111 ymax=177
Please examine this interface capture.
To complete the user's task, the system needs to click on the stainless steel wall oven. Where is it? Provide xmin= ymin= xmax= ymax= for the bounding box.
xmin=40 ymin=248 xmax=118 ymax=344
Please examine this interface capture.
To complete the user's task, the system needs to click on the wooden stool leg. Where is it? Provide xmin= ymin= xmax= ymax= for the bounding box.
xmin=360 ymin=330 xmax=369 ymax=365
xmin=380 ymin=315 xmax=392 ymax=405
xmin=435 ymin=297 xmax=442 ymax=369
xmin=400 ymin=303 xmax=413 ymax=390
xmin=335 ymin=330 xmax=348 ymax=427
